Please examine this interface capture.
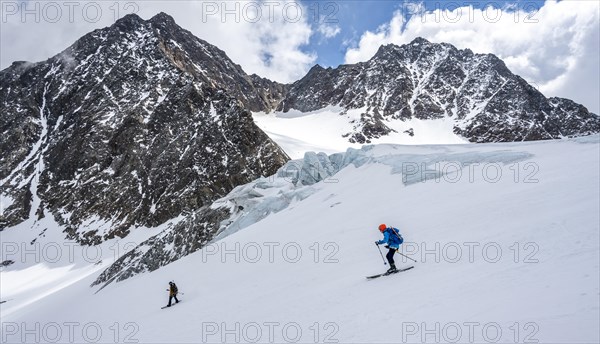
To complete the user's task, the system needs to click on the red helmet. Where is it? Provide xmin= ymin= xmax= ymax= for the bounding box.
xmin=378 ymin=224 xmax=387 ymax=232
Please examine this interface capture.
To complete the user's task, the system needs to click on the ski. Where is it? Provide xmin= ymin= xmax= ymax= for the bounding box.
xmin=161 ymin=300 xmax=181 ymax=309
xmin=366 ymin=266 xmax=414 ymax=279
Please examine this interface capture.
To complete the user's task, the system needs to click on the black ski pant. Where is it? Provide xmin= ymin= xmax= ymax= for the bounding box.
xmin=168 ymin=294 xmax=179 ymax=306
xmin=386 ymin=248 xmax=396 ymax=266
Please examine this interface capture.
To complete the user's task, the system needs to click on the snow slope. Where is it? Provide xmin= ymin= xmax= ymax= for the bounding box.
xmin=253 ymin=108 xmax=467 ymax=159
xmin=0 ymin=212 xmax=174 ymax=322
xmin=1 ymin=136 xmax=599 ymax=343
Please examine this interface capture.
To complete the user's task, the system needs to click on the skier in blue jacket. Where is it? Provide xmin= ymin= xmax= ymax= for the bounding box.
xmin=375 ymin=224 xmax=404 ymax=273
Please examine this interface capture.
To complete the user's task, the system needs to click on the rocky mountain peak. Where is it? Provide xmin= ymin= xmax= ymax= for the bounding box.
xmin=0 ymin=13 xmax=289 ymax=238
xmin=304 ymin=64 xmax=327 ymax=76
xmin=410 ymin=36 xmax=431 ymax=45
xmin=112 ymin=12 xmax=146 ymax=30
xmin=149 ymin=12 xmax=177 ymax=26
xmin=280 ymin=39 xmax=599 ymax=143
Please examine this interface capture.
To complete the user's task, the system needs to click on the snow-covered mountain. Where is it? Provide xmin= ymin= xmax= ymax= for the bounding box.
xmin=2 ymin=136 xmax=598 ymax=343
xmin=275 ymin=37 xmax=599 ymax=144
xmin=0 ymin=13 xmax=288 ymax=237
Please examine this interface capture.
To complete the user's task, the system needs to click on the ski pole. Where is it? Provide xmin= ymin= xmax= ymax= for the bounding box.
xmin=375 ymin=243 xmax=387 ymax=265
xmin=395 ymin=250 xmax=417 ymax=263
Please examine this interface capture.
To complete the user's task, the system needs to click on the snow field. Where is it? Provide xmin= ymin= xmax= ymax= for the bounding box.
xmin=1 ymin=136 xmax=598 ymax=343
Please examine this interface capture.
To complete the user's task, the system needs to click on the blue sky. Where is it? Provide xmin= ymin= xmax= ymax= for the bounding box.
xmin=306 ymin=0 xmax=548 ymax=67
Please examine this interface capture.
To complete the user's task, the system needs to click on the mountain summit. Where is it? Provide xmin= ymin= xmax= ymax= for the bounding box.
xmin=278 ymin=37 xmax=599 ymax=143
xmin=0 ymin=12 xmax=288 ymax=237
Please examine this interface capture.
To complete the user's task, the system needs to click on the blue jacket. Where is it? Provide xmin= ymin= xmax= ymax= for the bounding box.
xmin=377 ymin=227 xmax=403 ymax=249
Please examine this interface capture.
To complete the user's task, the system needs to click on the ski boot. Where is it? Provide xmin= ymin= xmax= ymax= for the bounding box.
xmin=385 ymin=263 xmax=397 ymax=275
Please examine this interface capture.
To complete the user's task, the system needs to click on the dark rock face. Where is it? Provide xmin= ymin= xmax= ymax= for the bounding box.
xmin=278 ymin=38 xmax=600 ymax=143
xmin=0 ymin=13 xmax=288 ymax=236
xmin=92 ymin=204 xmax=231 ymax=287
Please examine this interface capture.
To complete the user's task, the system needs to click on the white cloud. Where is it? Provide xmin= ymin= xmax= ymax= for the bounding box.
xmin=178 ymin=0 xmax=315 ymax=83
xmin=318 ymin=23 xmax=341 ymax=39
xmin=344 ymin=1 xmax=600 ymax=114
xmin=0 ymin=0 xmax=315 ymax=83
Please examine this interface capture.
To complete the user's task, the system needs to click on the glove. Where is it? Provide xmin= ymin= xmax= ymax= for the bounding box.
xmin=375 ymin=241 xmax=380 ymax=245
xmin=384 ymin=245 xmax=390 ymax=249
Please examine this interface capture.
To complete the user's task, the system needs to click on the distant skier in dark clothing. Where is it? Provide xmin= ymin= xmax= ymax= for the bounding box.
xmin=167 ymin=281 xmax=179 ymax=307
xmin=375 ymin=224 xmax=404 ymax=273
